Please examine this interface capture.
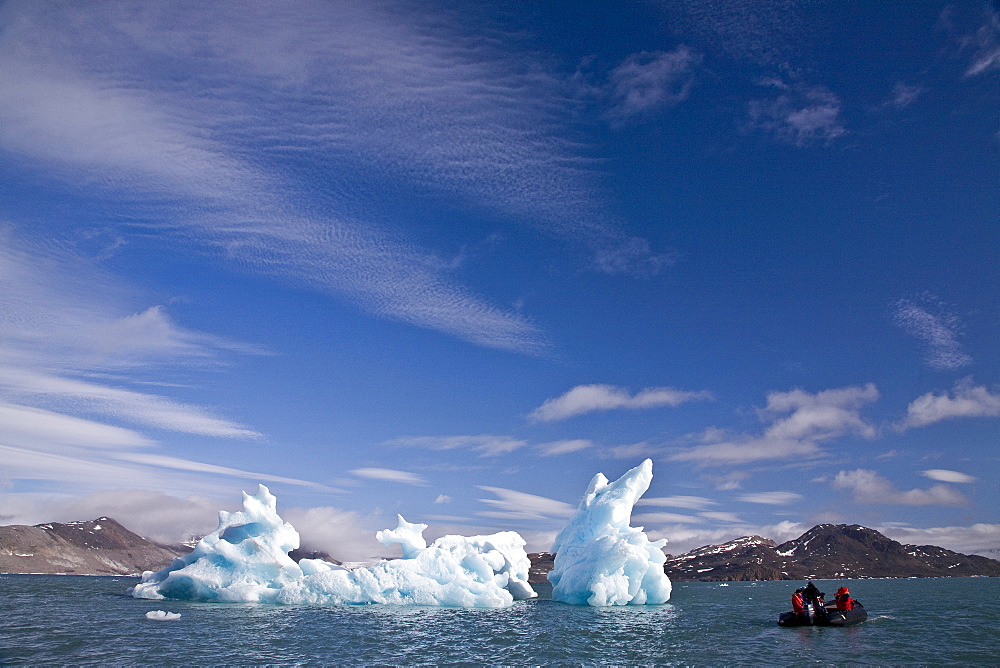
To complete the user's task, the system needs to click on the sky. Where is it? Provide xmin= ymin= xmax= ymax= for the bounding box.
xmin=1 ymin=0 xmax=998 ymax=561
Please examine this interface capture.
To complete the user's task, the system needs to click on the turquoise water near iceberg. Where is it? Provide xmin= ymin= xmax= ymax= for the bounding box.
xmin=2 ymin=575 xmax=999 ymax=665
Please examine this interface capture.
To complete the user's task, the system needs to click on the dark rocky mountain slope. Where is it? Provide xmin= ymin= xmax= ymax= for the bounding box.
xmin=0 ymin=517 xmax=185 ymax=575
xmin=663 ymin=524 xmax=1000 ymax=581
xmin=529 ymin=524 xmax=1000 ymax=583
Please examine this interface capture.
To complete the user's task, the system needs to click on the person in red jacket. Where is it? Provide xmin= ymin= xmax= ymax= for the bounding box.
xmin=791 ymin=588 xmax=806 ymax=616
xmin=833 ymin=586 xmax=854 ymax=611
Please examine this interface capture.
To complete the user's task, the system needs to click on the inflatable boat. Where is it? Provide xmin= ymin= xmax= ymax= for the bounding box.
xmin=778 ymin=601 xmax=867 ymax=627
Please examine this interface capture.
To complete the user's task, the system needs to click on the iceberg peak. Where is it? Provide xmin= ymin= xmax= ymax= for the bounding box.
xmin=375 ymin=515 xmax=428 ymax=559
xmin=548 ymin=459 xmax=671 ymax=606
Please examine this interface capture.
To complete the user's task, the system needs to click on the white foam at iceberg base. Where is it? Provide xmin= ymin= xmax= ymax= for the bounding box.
xmin=131 ymin=485 xmax=535 ymax=608
xmin=547 ymin=459 xmax=671 ymax=606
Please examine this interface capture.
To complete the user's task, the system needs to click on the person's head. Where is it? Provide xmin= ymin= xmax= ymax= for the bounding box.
xmin=795 ymin=588 xmax=803 ymax=594
xmin=837 ymin=586 xmax=849 ymax=595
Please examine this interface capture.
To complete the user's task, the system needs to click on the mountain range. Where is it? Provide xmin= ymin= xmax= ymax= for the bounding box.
xmin=0 ymin=517 xmax=184 ymax=576
xmin=3 ymin=518 xmax=999 ymax=581
xmin=528 ymin=523 xmax=1000 ymax=583
xmin=660 ymin=523 xmax=1000 ymax=581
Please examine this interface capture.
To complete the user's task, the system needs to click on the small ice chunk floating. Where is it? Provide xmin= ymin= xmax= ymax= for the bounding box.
xmin=131 ymin=485 xmax=535 ymax=608
xmin=548 ymin=459 xmax=672 ymax=606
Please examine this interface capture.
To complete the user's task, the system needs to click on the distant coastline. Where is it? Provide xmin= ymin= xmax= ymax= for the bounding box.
xmin=3 ymin=517 xmax=1000 ymax=581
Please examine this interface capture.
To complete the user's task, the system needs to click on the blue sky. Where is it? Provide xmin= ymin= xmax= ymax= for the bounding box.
xmin=1 ymin=0 xmax=998 ymax=560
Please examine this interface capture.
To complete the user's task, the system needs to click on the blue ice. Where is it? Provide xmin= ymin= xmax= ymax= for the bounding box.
xmin=131 ymin=485 xmax=536 ymax=608
xmin=548 ymin=459 xmax=672 ymax=606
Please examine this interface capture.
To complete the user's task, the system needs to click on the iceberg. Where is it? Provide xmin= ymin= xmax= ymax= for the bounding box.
xmin=548 ymin=459 xmax=672 ymax=606
xmin=131 ymin=485 xmax=535 ymax=608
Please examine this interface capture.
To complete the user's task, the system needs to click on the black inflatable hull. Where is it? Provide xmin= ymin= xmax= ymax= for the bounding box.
xmin=778 ymin=602 xmax=867 ymax=627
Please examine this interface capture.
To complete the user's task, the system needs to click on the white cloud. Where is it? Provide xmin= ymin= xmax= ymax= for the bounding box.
xmin=537 ymin=439 xmax=594 ymax=456
xmin=529 ymin=384 xmax=712 ymax=422
xmin=388 ymin=434 xmax=528 ymax=457
xmin=606 ymin=47 xmax=700 ymax=119
xmin=699 ymin=511 xmax=743 ymax=523
xmin=349 ymin=468 xmax=427 ymax=486
xmin=632 ymin=511 xmax=703 ymax=525
xmin=964 ymin=5 xmax=1000 ymax=77
xmin=0 ymin=402 xmax=153 ymax=451
xmin=433 ymin=494 xmax=452 ymax=504
xmin=118 ymin=453 xmax=333 ymax=491
xmin=831 ymin=468 xmax=969 ymax=506
xmin=476 ymin=486 xmax=576 ymax=521
xmin=877 ymin=523 xmax=1000 ymax=558
xmin=748 ymin=80 xmax=847 ymax=146
xmin=0 ymin=0 xmax=671 ymax=355
xmin=921 ymin=469 xmax=977 ymax=484
xmin=283 ymin=505 xmax=384 ymax=562
xmin=886 ymin=82 xmax=923 ymax=108
xmin=899 ymin=380 xmax=1000 ymax=429
xmin=0 ymin=367 xmax=259 ymax=439
xmin=893 ymin=295 xmax=972 ymax=370
xmin=636 ymin=495 xmax=718 ymax=510
xmin=671 ymin=384 xmax=878 ymax=465
xmin=0 ymin=228 xmax=290 ymax=497
xmin=737 ymin=491 xmax=803 ymax=505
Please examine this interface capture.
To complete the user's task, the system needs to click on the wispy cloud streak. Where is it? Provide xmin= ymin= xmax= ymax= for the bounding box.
xmin=530 ymin=384 xmax=712 ymax=422
xmin=0 ymin=0 xmax=665 ymax=356
xmin=893 ymin=295 xmax=972 ymax=370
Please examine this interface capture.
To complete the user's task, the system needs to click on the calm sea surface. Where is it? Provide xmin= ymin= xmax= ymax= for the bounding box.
xmin=2 ymin=575 xmax=998 ymax=665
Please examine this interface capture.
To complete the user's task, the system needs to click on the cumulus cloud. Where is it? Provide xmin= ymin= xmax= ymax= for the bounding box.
xmin=899 ymin=380 xmax=1000 ymax=429
xmin=605 ymin=47 xmax=700 ymax=120
xmin=831 ymin=469 xmax=969 ymax=506
xmin=748 ymin=79 xmax=847 ymax=146
xmin=893 ymin=295 xmax=972 ymax=370
xmin=387 ymin=434 xmax=528 ymax=457
xmin=921 ymin=469 xmax=977 ymax=484
xmin=737 ymin=491 xmax=803 ymax=505
xmin=671 ymin=384 xmax=879 ymax=465
xmin=529 ymin=384 xmax=712 ymax=422
xmin=349 ymin=468 xmax=427 ymax=486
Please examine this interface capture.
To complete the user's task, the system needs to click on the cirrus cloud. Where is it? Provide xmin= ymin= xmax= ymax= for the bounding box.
xmin=349 ymin=468 xmax=427 ymax=486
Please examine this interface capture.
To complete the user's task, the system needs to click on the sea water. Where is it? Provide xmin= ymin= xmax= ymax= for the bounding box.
xmin=2 ymin=575 xmax=998 ymax=665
